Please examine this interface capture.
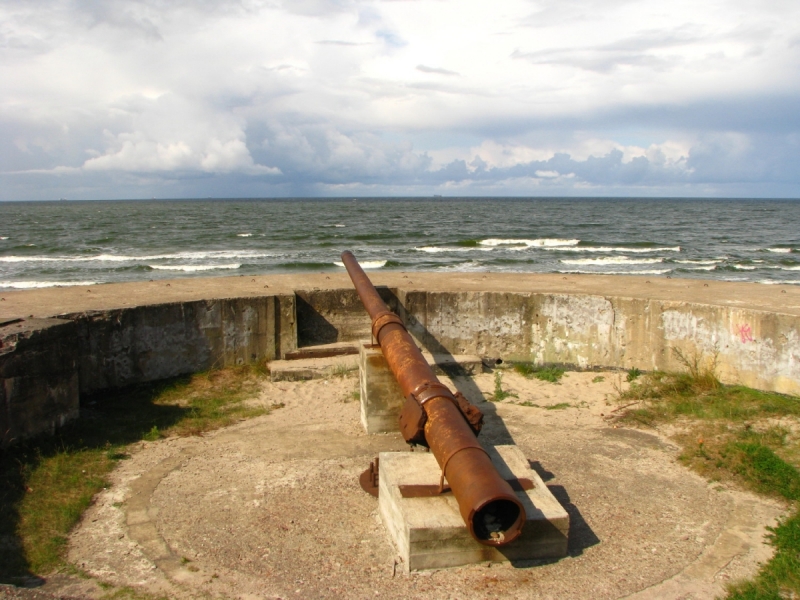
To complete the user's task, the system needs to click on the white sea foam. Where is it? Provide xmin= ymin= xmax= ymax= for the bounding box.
xmin=779 ymin=265 xmax=800 ymax=271
xmin=546 ymin=246 xmax=681 ymax=253
xmin=237 ymin=233 xmax=253 ymax=237
xmin=434 ymin=261 xmax=486 ymax=272
xmin=758 ymin=279 xmax=800 ymax=285
xmin=149 ymin=264 xmax=241 ymax=272
xmin=675 ymin=259 xmax=723 ymax=265
xmin=683 ymin=265 xmax=717 ymax=271
xmin=415 ymin=246 xmax=464 ymax=253
xmin=335 ymin=224 xmax=345 ymax=228
xmin=333 ymin=260 xmax=386 ymax=269
xmin=0 ymin=250 xmax=274 ymax=263
xmin=0 ymin=236 xmax=8 ymax=240
xmin=558 ymin=269 xmax=672 ymax=276
xmin=0 ymin=280 xmax=98 ymax=289
xmin=414 ymin=246 xmax=493 ymax=253
xmin=480 ymin=238 xmax=579 ymax=248
xmin=733 ymin=265 xmax=757 ymax=270
xmin=768 ymin=248 xmax=793 ymax=253
xmin=561 ymin=257 xmax=664 ymax=266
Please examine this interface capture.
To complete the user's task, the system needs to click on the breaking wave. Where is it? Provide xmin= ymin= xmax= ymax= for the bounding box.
xmin=149 ymin=264 xmax=241 ymax=272
xmin=561 ymin=257 xmax=664 ymax=266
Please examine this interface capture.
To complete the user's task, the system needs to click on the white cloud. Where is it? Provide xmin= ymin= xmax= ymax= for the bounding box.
xmin=0 ymin=0 xmax=799 ymax=198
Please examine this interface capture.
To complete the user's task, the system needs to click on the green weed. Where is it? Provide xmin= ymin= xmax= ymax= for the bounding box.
xmin=142 ymin=426 xmax=160 ymax=441
xmin=512 ymin=362 xmax=565 ymax=383
xmin=592 ymin=375 xmax=605 ymax=383
xmin=490 ymin=371 xmax=518 ymax=402
xmin=546 ymin=403 xmax=571 ymax=410
xmin=626 ymin=367 xmax=642 ymax=382
xmin=330 ymin=363 xmax=356 ymax=378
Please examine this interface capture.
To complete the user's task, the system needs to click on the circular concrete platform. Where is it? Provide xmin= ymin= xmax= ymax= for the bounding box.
xmin=63 ymin=372 xmax=785 ymax=600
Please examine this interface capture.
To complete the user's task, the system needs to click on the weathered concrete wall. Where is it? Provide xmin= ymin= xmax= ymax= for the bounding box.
xmin=0 ymin=295 xmax=296 ymax=445
xmin=1 ymin=318 xmax=80 ymax=445
xmin=70 ymin=295 xmax=296 ymax=394
xmin=398 ymin=291 xmax=800 ymax=396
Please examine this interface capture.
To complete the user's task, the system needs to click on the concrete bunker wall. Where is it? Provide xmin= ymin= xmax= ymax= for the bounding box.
xmin=2 ymin=286 xmax=799 ymax=446
xmin=399 ymin=291 xmax=800 ymax=396
xmin=1 ymin=295 xmax=296 ymax=445
xmin=68 ymin=295 xmax=296 ymax=395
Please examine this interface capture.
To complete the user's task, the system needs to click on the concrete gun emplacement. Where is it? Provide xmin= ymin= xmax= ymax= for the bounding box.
xmin=341 ymin=250 xmax=526 ymax=546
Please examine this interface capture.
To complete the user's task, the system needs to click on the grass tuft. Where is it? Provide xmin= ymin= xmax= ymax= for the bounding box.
xmin=626 ymin=367 xmax=642 ymax=382
xmin=0 ymin=364 xmax=270 ymax=584
xmin=512 ymin=362 xmax=565 ymax=383
xmin=546 ymin=402 xmax=571 ymax=410
xmin=490 ymin=371 xmax=517 ymax=402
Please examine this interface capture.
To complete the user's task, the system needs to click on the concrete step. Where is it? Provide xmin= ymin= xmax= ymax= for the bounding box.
xmin=284 ymin=342 xmax=359 ymax=361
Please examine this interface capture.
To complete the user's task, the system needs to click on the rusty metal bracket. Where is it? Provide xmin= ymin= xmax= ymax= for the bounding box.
xmin=359 ymin=456 xmax=380 ymax=497
xmin=371 ymin=310 xmax=404 ymax=341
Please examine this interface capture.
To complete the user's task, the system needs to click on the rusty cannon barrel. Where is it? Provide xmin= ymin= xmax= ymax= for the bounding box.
xmin=341 ymin=250 xmax=525 ymax=546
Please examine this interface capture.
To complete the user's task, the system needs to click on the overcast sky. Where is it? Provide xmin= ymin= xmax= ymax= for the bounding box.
xmin=2 ymin=0 xmax=799 ymax=200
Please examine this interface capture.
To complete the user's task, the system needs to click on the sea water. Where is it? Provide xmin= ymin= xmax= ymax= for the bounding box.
xmin=0 ymin=197 xmax=798 ymax=291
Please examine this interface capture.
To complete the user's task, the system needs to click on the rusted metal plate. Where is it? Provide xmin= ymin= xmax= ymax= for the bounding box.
xmin=359 ymin=457 xmax=380 ymax=497
xmin=399 ymin=478 xmax=534 ymax=498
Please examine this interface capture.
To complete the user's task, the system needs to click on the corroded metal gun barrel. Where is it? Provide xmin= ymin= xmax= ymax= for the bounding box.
xmin=341 ymin=251 xmax=525 ymax=546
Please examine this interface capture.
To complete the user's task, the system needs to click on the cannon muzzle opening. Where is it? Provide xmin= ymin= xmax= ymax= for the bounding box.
xmin=473 ymin=498 xmax=525 ymax=545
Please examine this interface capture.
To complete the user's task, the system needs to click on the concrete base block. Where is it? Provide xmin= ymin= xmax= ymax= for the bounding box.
xmin=359 ymin=343 xmax=483 ymax=434
xmin=378 ymin=445 xmax=569 ymax=572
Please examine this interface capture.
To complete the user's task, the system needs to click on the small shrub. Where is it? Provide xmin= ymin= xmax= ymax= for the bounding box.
xmin=626 ymin=367 xmax=642 ymax=382
xmin=512 ymin=362 xmax=565 ymax=383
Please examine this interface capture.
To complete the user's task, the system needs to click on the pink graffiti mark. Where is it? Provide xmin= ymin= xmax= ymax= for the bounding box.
xmin=737 ymin=324 xmax=754 ymax=343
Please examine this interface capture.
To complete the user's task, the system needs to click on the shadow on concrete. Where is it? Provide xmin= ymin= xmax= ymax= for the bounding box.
xmin=385 ymin=291 xmax=600 ymax=565
xmin=499 ymin=483 xmax=600 ymax=568
xmin=295 ymin=294 xmax=339 ymax=346
xmin=0 ymin=379 xmax=194 ymax=587
xmin=528 ymin=460 xmax=555 ymax=483
xmin=547 ymin=484 xmax=601 ymax=557
xmin=296 ymin=287 xmax=399 ymax=348
xmin=385 ymin=288 xmax=518 ymax=448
